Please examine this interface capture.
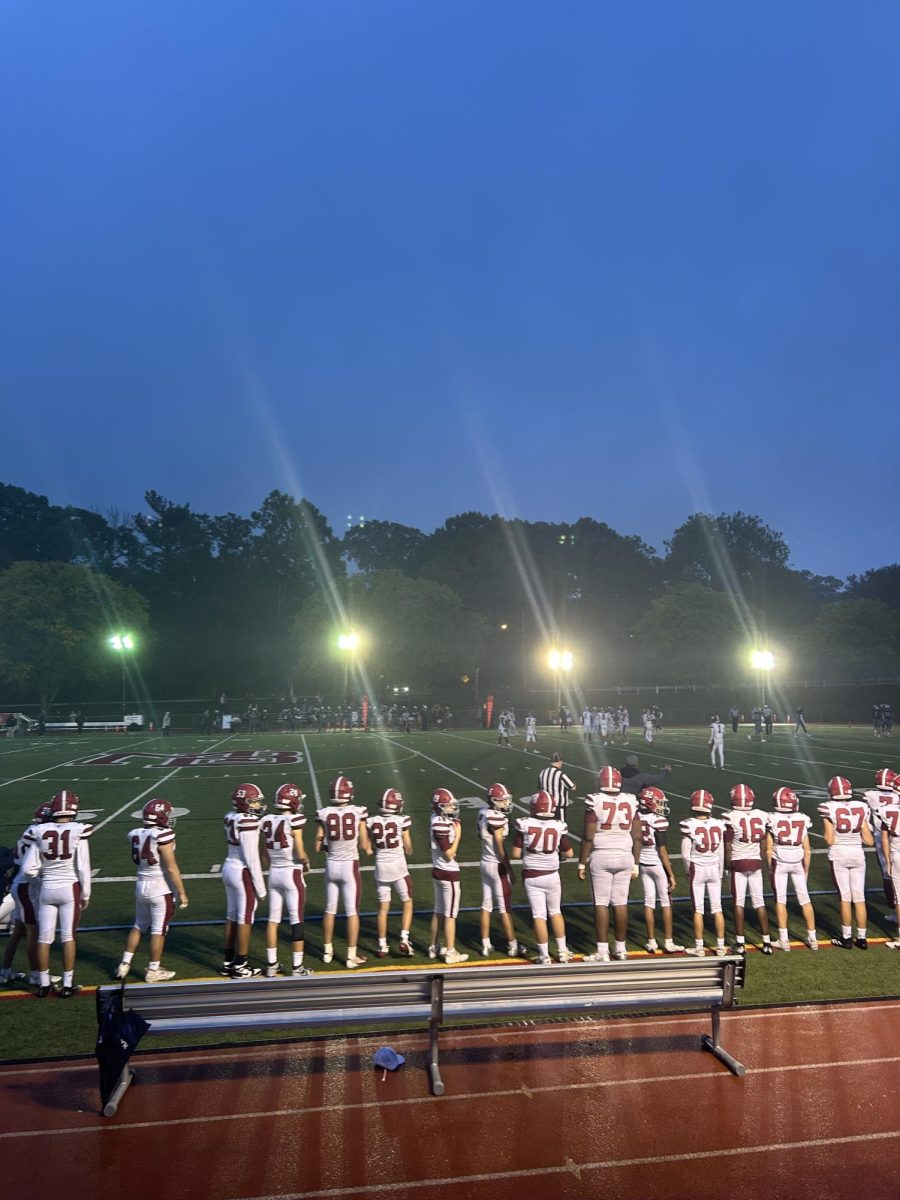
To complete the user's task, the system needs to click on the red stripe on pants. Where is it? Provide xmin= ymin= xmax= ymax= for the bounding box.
xmin=17 ymin=882 xmax=36 ymax=925
xmin=241 ymin=868 xmax=255 ymax=925
xmin=163 ymin=892 xmax=175 ymax=935
xmin=71 ymin=882 xmax=82 ymax=937
xmin=352 ymin=861 xmax=362 ymax=914
xmin=293 ymin=869 xmax=306 ymax=919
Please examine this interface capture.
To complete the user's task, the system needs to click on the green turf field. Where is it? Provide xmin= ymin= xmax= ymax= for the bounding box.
xmin=1 ymin=722 xmax=899 ymax=1061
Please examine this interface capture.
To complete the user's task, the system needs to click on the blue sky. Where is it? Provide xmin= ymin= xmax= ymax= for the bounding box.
xmin=2 ymin=2 xmax=899 ymax=576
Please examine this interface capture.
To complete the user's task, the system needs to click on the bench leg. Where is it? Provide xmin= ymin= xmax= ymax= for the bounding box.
xmin=429 ymin=1019 xmax=445 ymax=1096
xmin=102 ymin=1066 xmax=136 ymax=1117
xmin=700 ymin=1007 xmax=745 ymax=1077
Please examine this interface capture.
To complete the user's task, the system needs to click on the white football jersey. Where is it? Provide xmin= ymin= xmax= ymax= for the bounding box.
xmin=680 ymin=817 xmax=726 ymax=864
xmin=478 ymin=807 xmax=508 ymax=864
xmin=260 ymin=811 xmax=306 ymax=869
xmin=638 ymin=811 xmax=668 ymax=867
xmin=11 ymin=823 xmax=42 ymax=887
xmin=430 ymin=813 xmax=461 ymax=874
xmin=27 ymin=820 xmax=93 ymax=886
xmin=584 ymin=792 xmax=639 ymax=853
xmin=766 ymin=811 xmax=811 ymax=865
xmin=368 ymin=811 xmax=412 ymax=882
xmin=317 ymin=804 xmax=368 ymax=861
xmin=818 ymin=799 xmax=869 ymax=850
xmin=878 ymin=800 xmax=900 ymax=843
xmin=710 ymin=721 xmax=725 ymax=742
xmin=127 ymin=825 xmax=176 ymax=889
xmin=515 ymin=816 xmax=570 ymax=873
xmin=724 ymin=809 xmax=768 ymax=863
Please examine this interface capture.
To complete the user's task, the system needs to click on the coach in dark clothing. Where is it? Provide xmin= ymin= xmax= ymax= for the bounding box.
xmin=619 ymin=753 xmax=673 ymax=794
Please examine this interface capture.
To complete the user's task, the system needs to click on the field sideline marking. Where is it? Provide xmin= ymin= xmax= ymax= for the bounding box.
xmin=3 ymin=1052 xmax=900 ymax=1142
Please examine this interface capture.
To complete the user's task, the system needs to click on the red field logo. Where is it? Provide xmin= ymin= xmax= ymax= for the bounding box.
xmin=79 ymin=750 xmax=305 ymax=767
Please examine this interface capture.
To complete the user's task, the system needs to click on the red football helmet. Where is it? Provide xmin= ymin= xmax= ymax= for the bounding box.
xmin=143 ymin=798 xmax=174 ymax=827
xmin=691 ymin=789 xmax=715 ymax=813
xmin=486 ymin=782 xmax=512 ymax=812
xmin=380 ymin=788 xmax=404 ymax=814
xmin=875 ymin=768 xmax=896 ymax=791
xmin=639 ymin=786 xmax=668 ymax=816
xmin=431 ymin=788 xmax=459 ymax=818
xmin=827 ymin=776 xmax=853 ymax=801
xmin=33 ymin=803 xmax=52 ymax=822
xmin=329 ymin=776 xmax=354 ymax=804
xmin=232 ymin=783 xmax=265 ymax=814
xmin=730 ymin=784 xmax=755 ymax=810
xmin=530 ymin=790 xmax=555 ymax=818
xmin=275 ymin=783 xmax=305 ymax=813
xmin=597 ymin=765 xmax=622 ymax=794
xmin=49 ymin=790 xmax=79 ymax=818
xmin=772 ymin=787 xmax=799 ymax=813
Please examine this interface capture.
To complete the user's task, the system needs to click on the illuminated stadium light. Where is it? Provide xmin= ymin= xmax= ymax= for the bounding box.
xmin=338 ymin=632 xmax=360 ymax=652
xmin=109 ymin=633 xmax=135 ymax=651
xmin=750 ymin=649 xmax=775 ymax=671
xmin=548 ymin=649 xmax=574 ymax=672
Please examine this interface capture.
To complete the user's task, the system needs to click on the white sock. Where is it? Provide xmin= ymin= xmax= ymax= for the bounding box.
xmin=122 ymin=951 xmax=134 ymax=965
xmin=614 ymin=941 xmax=626 ymax=955
xmin=266 ymin=948 xmax=277 ymax=965
xmin=538 ymin=942 xmax=549 ymax=958
xmin=292 ymin=952 xmax=303 ymax=968
xmin=842 ymin=926 xmax=852 ymax=939
xmin=779 ymin=928 xmax=788 ymax=941
xmin=148 ymin=960 xmax=160 ymax=972
xmin=858 ymin=927 xmax=867 ymax=939
xmin=555 ymin=937 xmax=567 ymax=954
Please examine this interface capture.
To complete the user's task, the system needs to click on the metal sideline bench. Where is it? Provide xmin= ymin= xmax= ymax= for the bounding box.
xmin=96 ymin=956 xmax=745 ymax=1116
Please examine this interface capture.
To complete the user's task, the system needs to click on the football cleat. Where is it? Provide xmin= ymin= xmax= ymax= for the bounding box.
xmin=730 ymin=784 xmax=755 ymax=810
xmin=444 ymin=949 xmax=468 ymax=965
xmin=264 ymin=963 xmax=284 ymax=978
xmin=274 ymin=783 xmax=305 ymax=813
xmin=805 ymin=937 xmax=818 ymax=951
xmin=145 ymin=968 xmax=176 ymax=983
xmin=346 ymin=954 xmax=368 ymax=968
xmin=663 ymin=941 xmax=685 ymax=954
xmin=776 ymin=939 xmax=792 ymax=953
xmin=639 ymin=786 xmax=668 ymax=816
xmin=322 ymin=948 xmax=334 ymax=964
xmin=291 ymin=964 xmax=314 ymax=976
xmin=486 ymin=782 xmax=513 ymax=812
xmin=690 ymin=789 xmax=715 ymax=813
xmin=612 ymin=948 xmax=628 ymax=962
xmin=730 ymin=943 xmax=747 ymax=956
xmin=380 ymin=788 xmax=404 ymax=815
xmin=329 ymin=776 xmax=354 ymax=804
xmin=831 ymin=936 xmax=853 ymax=950
xmin=114 ymin=961 xmax=130 ymax=980
xmin=229 ymin=964 xmax=262 ymax=978
xmin=143 ymin=798 xmax=174 ymax=828
xmin=644 ymin=940 xmax=659 ymax=954
xmin=58 ymin=984 xmax=84 ymax=998
xmin=534 ymin=955 xmax=553 ymax=966
xmin=480 ymin=943 xmax=494 ymax=957
xmin=427 ymin=945 xmax=438 ymax=960
xmin=884 ymin=940 xmax=900 ymax=951
xmin=557 ymin=949 xmax=576 ymax=963
xmin=48 ymin=789 xmax=80 ymax=818
xmin=583 ymin=950 xmax=610 ymax=963
xmin=827 ymin=776 xmax=853 ymax=801
xmin=760 ymin=942 xmax=774 ymax=956
xmin=232 ymin=783 xmax=265 ymax=814
xmin=855 ymin=937 xmax=868 ymax=950
xmin=398 ymin=940 xmax=414 ymax=957
xmin=374 ymin=949 xmax=389 ymax=959
xmin=715 ymin=946 xmax=728 ymax=958
xmin=530 ymin=789 xmax=555 ymax=818
xmin=684 ymin=946 xmax=707 ymax=957
xmin=431 ymin=788 xmax=459 ymax=818
xmin=773 ymin=787 xmax=799 ymax=813
xmin=597 ymin=765 xmax=622 ymax=794
xmin=220 ymin=960 xmax=234 ymax=976
xmin=35 ymin=984 xmax=56 ymax=998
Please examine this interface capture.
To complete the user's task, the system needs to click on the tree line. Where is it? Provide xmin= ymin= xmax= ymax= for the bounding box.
xmin=1 ymin=480 xmax=899 ymax=706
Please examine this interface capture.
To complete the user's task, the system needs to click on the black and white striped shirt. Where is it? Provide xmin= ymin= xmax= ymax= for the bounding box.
xmin=538 ymin=763 xmax=575 ymax=813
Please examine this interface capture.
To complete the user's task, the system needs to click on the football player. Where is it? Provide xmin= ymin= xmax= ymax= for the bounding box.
xmin=879 ymin=775 xmax=900 ymax=948
xmin=680 ymin=790 xmax=727 ymax=956
xmin=511 ymin=790 xmax=574 ymax=964
xmin=222 ymin=783 xmax=267 ymax=978
xmin=577 ymin=766 xmax=642 ymax=961
xmin=708 ymin=716 xmax=726 ymax=769
xmin=478 ymin=783 xmax=519 ymax=958
xmin=765 ymin=787 xmax=817 ymax=951
xmin=862 ymin=769 xmax=898 ymax=918
xmin=115 ymin=798 xmax=189 ymax=983
xmin=428 ymin=788 xmax=468 ymax=964
xmin=21 ymin=790 xmax=93 ymax=996
xmin=368 ymin=788 xmax=414 ymax=958
xmin=524 ymin=713 xmax=538 ymax=753
xmin=260 ymin=784 xmax=312 ymax=977
xmin=819 ymin=776 xmax=873 ymax=948
xmin=724 ymin=784 xmax=773 ymax=955
xmin=636 ymin=787 xmax=683 ymax=954
xmin=315 ymin=776 xmax=371 ymax=967
xmin=0 ymin=804 xmax=54 ymax=988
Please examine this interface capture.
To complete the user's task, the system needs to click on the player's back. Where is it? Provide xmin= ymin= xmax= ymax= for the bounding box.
xmin=128 ymin=825 xmax=174 ymax=882
xmin=478 ymin=807 xmax=507 ymax=862
xmin=318 ymin=804 xmax=367 ymax=860
xmin=260 ymin=811 xmax=305 ymax=868
xmin=516 ymin=816 xmax=568 ymax=873
xmin=30 ymin=820 xmax=92 ymax=882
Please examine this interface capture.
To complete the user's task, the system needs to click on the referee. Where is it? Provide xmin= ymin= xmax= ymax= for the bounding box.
xmin=538 ymin=753 xmax=575 ymax=816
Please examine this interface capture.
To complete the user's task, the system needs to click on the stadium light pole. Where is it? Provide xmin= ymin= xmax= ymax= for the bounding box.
xmin=109 ymin=633 xmax=136 ymax=719
xmin=548 ymin=649 xmax=574 ymax=708
xmin=750 ymin=649 xmax=775 ymax=707
xmin=338 ymin=632 xmax=360 ymax=706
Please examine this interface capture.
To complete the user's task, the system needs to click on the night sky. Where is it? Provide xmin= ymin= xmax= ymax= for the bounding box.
xmin=2 ymin=2 xmax=899 ymax=576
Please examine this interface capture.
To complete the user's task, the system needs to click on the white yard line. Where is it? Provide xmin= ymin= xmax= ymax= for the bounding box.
xmin=300 ymin=735 xmax=322 ymax=809
xmin=0 ymin=735 xmax=160 ymax=790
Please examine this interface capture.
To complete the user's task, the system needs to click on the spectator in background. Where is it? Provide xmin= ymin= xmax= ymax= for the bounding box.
xmin=162 ymin=711 xmax=172 ymax=737
xmin=76 ymin=711 xmax=84 ymax=735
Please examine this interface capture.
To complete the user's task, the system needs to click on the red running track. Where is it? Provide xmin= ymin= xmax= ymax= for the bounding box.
xmin=2 ymin=1002 xmax=900 ymax=1200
